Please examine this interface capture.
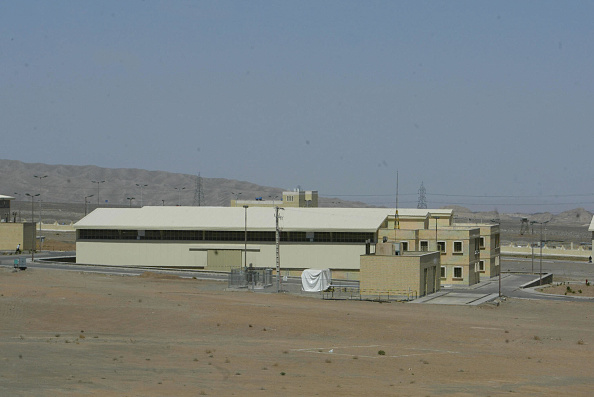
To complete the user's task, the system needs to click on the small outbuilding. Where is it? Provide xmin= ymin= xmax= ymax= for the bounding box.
xmin=360 ymin=241 xmax=440 ymax=299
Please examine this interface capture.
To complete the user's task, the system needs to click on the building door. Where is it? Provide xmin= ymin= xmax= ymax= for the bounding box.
xmin=207 ymin=249 xmax=242 ymax=271
xmin=423 ymin=268 xmax=428 ymax=296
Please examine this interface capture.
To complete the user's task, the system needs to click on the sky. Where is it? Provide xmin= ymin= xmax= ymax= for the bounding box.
xmin=1 ymin=1 xmax=593 ymax=213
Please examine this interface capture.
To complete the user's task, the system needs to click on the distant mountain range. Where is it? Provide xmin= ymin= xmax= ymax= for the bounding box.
xmin=0 ymin=159 xmax=371 ymax=208
xmin=1 ymin=159 xmax=592 ymax=227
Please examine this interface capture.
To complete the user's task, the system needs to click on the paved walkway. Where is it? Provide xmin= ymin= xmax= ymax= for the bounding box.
xmin=414 ymin=272 xmax=594 ymax=305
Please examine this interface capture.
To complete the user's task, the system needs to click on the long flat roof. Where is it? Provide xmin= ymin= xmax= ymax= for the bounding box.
xmin=74 ymin=207 xmax=452 ymax=232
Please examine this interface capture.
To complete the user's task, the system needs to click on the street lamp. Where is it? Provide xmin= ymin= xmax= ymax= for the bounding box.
xmin=174 ymin=187 xmax=186 ymax=206
xmin=232 ymin=192 xmax=242 ymax=202
xmin=91 ymin=180 xmax=105 ymax=205
xmin=127 ymin=197 xmax=135 ymax=207
xmin=13 ymin=193 xmax=21 ymax=222
xmin=244 ymin=205 xmax=248 ymax=268
xmin=135 ymin=184 xmax=148 ymax=207
xmin=25 ymin=193 xmax=40 ymax=261
xmin=84 ymin=194 xmax=94 ymax=216
xmin=33 ymin=175 xmax=47 ymax=249
xmin=532 ymin=220 xmax=549 ymax=285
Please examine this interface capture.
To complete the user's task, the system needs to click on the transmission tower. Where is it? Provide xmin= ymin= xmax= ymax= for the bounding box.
xmin=193 ymin=172 xmax=205 ymax=206
xmin=417 ymin=182 xmax=427 ymax=209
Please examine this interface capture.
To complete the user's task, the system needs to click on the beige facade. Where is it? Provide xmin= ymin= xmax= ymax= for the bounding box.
xmin=0 ymin=222 xmax=36 ymax=251
xmin=74 ymin=207 xmax=393 ymax=271
xmin=74 ymin=206 xmax=496 ymax=288
xmin=377 ymin=211 xmax=497 ymax=286
xmin=456 ymin=223 xmax=501 ymax=278
xmin=360 ymin=246 xmax=440 ymax=298
xmin=76 ymin=240 xmax=369 ymax=271
xmin=231 ymin=190 xmax=318 ymax=208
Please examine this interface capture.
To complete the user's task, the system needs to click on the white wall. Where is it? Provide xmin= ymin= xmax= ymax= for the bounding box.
xmin=76 ymin=241 xmax=369 ymax=270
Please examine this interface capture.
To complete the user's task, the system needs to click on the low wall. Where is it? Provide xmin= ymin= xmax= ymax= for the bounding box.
xmin=502 ymin=244 xmax=592 ymax=260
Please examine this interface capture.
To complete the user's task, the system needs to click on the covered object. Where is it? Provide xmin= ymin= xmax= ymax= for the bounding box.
xmin=301 ymin=269 xmax=332 ymax=292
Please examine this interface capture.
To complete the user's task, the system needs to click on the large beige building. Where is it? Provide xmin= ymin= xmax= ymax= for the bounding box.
xmin=74 ymin=206 xmax=499 ymax=286
xmin=75 ymin=206 xmax=393 ymax=272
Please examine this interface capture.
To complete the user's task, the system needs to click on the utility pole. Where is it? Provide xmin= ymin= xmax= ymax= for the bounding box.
xmin=394 ymin=170 xmax=399 ymax=230
xmin=34 ymin=175 xmax=47 ymax=250
xmin=135 ymin=184 xmax=148 ymax=207
xmin=25 ymin=193 xmax=40 ymax=261
xmin=275 ymin=206 xmax=284 ymax=292
xmin=244 ymin=205 xmax=248 ymax=268
xmin=91 ymin=180 xmax=105 ymax=205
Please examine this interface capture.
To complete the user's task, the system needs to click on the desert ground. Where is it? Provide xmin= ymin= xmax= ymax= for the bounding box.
xmin=1 ymin=267 xmax=593 ymax=396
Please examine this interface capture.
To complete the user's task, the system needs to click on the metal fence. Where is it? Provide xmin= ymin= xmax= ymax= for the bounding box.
xmin=322 ymin=286 xmax=418 ymax=302
xmin=228 ymin=267 xmax=273 ymax=289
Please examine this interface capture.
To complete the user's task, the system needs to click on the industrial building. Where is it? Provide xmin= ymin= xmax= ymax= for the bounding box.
xmin=74 ymin=206 xmax=499 ymax=287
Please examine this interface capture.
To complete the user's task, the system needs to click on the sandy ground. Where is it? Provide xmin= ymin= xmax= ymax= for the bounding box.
xmin=537 ymin=283 xmax=594 ymax=297
xmin=1 ymin=268 xmax=593 ymax=396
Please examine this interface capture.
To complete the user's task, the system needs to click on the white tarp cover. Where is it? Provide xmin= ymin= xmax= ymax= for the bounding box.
xmin=301 ymin=269 xmax=332 ymax=292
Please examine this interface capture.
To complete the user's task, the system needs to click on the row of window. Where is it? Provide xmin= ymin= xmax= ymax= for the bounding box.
xmin=440 ymin=259 xmax=500 ymax=279
xmin=406 ymin=240 xmax=467 ymax=254
xmin=440 ymin=265 xmax=469 ymax=279
xmin=411 ymin=236 xmax=499 ymax=253
xmin=77 ymin=229 xmax=375 ymax=243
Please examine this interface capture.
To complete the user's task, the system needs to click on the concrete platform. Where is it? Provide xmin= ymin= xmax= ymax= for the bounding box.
xmin=412 ymin=291 xmax=499 ymax=305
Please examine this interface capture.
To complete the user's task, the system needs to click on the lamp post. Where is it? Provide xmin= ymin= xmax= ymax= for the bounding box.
xmin=127 ymin=197 xmax=135 ymax=207
xmin=232 ymin=192 xmax=242 ymax=204
xmin=243 ymin=205 xmax=248 ymax=268
xmin=25 ymin=193 xmax=40 ymax=260
xmin=532 ymin=220 xmax=549 ymax=285
xmin=84 ymin=194 xmax=94 ymax=216
xmin=13 ymin=192 xmax=21 ymax=222
xmin=135 ymin=184 xmax=148 ymax=207
xmin=174 ymin=187 xmax=186 ymax=206
xmin=33 ymin=175 xmax=47 ymax=249
xmin=91 ymin=180 xmax=105 ymax=205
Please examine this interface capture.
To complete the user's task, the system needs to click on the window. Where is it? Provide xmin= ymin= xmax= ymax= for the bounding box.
xmin=453 ymin=241 xmax=463 ymax=254
xmin=420 ymin=240 xmax=428 ymax=251
xmin=453 ymin=266 xmax=463 ymax=279
xmin=400 ymin=241 xmax=408 ymax=252
xmin=478 ymin=260 xmax=485 ymax=272
xmin=437 ymin=241 xmax=446 ymax=253
xmin=479 ymin=236 xmax=485 ymax=249
xmin=286 ymin=195 xmax=294 ymax=202
xmin=440 ymin=266 xmax=446 ymax=278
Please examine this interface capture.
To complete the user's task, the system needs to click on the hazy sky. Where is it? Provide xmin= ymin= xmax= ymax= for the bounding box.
xmin=1 ymin=1 xmax=593 ymax=212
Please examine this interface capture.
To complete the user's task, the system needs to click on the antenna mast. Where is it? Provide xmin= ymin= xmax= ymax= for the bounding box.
xmin=193 ymin=172 xmax=205 ymax=206
xmin=417 ymin=181 xmax=427 ymax=209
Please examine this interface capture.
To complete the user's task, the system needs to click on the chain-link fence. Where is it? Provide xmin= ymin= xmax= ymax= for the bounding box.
xmin=228 ymin=267 xmax=273 ymax=289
